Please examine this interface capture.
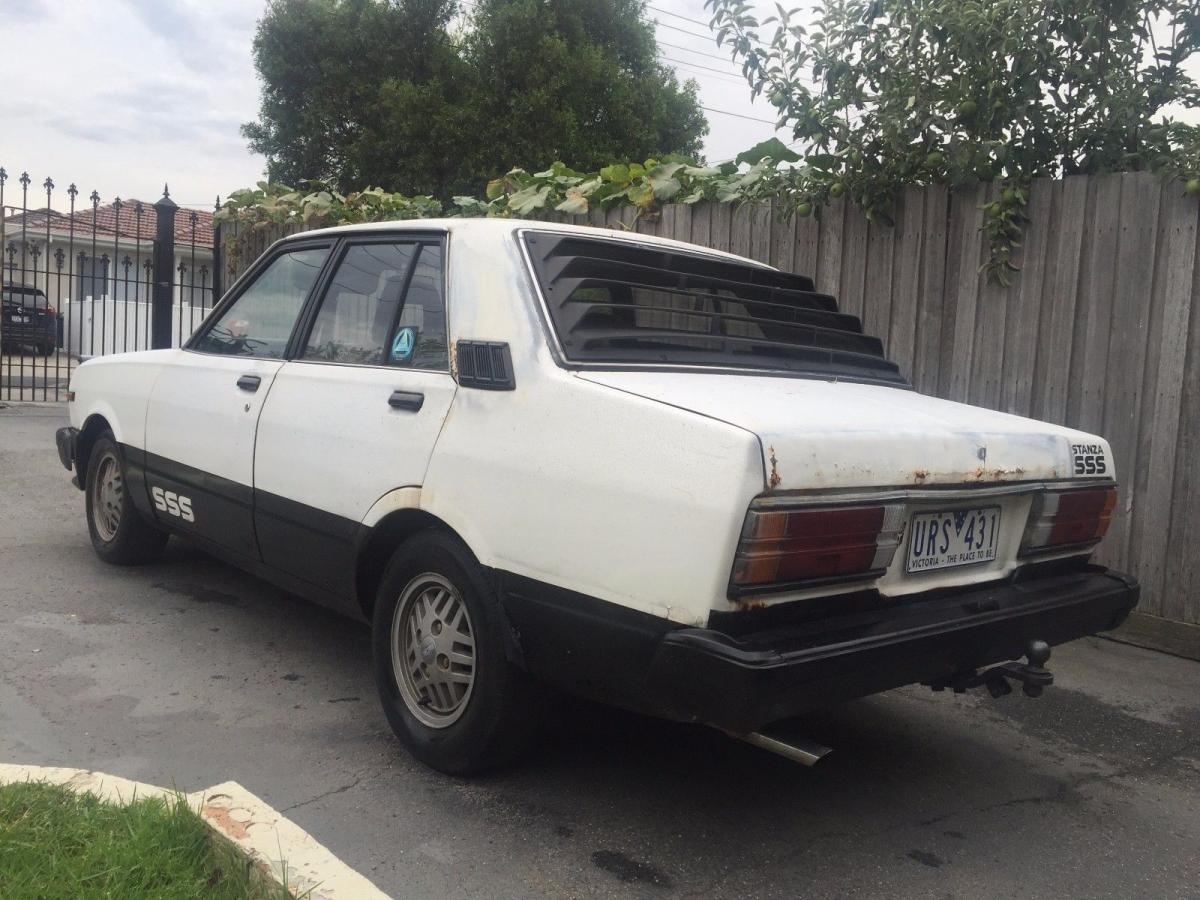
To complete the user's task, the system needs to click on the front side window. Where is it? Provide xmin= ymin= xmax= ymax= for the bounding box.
xmin=301 ymin=241 xmax=447 ymax=370
xmin=194 ymin=246 xmax=328 ymax=358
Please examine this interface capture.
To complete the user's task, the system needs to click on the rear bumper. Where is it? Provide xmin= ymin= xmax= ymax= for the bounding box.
xmin=2 ymin=319 xmax=56 ymax=345
xmin=499 ymin=566 xmax=1138 ymax=735
xmin=647 ymin=568 xmax=1137 ymax=732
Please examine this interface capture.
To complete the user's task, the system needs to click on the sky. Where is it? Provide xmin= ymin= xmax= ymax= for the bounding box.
xmin=0 ymin=0 xmax=783 ymax=214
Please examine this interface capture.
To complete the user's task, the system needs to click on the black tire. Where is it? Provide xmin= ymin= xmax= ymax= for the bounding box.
xmin=39 ymin=342 xmax=54 ymax=357
xmin=372 ymin=529 xmax=544 ymax=775
xmin=84 ymin=432 xmax=168 ymax=565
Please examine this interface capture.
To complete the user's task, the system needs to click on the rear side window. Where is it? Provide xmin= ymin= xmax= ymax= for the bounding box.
xmin=301 ymin=241 xmax=447 ymax=370
xmin=521 ymin=231 xmax=904 ymax=385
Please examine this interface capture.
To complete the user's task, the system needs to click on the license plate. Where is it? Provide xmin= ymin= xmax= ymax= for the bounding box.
xmin=907 ymin=506 xmax=1001 ymax=573
xmin=11 ymin=315 xmax=28 ymax=324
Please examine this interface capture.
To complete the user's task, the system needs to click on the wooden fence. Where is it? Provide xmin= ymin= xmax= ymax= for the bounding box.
xmin=218 ymin=172 xmax=1200 ymax=639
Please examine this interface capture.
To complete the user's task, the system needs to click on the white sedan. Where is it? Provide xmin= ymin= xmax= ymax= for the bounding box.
xmin=56 ymin=219 xmax=1138 ymax=773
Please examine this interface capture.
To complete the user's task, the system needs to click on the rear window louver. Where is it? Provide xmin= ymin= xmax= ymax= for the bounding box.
xmin=522 ymin=232 xmax=906 ymax=386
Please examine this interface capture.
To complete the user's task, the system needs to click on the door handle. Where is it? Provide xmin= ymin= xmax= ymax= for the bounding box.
xmin=388 ymin=390 xmax=424 ymax=412
xmin=236 ymin=375 xmax=261 ymax=392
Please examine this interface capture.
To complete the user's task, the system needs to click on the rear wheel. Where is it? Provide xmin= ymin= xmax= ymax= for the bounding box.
xmin=84 ymin=433 xmax=168 ymax=565
xmin=38 ymin=341 xmax=54 ymax=357
xmin=372 ymin=530 xmax=544 ymax=775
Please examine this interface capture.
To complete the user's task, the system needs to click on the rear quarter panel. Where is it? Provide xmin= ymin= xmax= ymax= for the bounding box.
xmin=422 ymin=228 xmax=765 ymax=626
xmin=424 ymin=372 xmax=765 ymax=626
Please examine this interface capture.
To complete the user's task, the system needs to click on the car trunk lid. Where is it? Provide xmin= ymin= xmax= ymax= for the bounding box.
xmin=576 ymin=371 xmax=1111 ymax=491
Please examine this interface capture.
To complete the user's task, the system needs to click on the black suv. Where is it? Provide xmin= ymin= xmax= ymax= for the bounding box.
xmin=2 ymin=284 xmax=59 ymax=355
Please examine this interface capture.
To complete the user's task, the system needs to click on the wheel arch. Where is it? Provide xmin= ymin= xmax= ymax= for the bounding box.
xmin=354 ymin=507 xmax=475 ymax=621
xmin=75 ymin=412 xmax=116 ymax=489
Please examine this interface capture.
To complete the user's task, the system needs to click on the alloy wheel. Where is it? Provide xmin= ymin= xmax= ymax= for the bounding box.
xmin=391 ymin=573 xmax=477 ymax=728
xmin=90 ymin=450 xmax=123 ymax=542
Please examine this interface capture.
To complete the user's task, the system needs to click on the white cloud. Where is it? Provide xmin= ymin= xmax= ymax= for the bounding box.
xmin=2 ymin=0 xmax=265 ymax=212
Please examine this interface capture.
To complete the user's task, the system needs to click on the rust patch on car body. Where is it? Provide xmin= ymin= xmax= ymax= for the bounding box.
xmin=767 ymin=446 xmax=781 ymax=489
xmin=736 ymin=597 xmax=769 ymax=610
xmin=967 ymin=466 xmax=1027 ymax=481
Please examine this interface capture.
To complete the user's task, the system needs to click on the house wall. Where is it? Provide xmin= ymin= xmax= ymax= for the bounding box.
xmin=2 ymin=232 xmax=217 ymax=353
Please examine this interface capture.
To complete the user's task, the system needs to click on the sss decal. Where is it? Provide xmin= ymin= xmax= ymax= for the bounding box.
xmin=1071 ymin=443 xmax=1108 ymax=476
xmin=151 ymin=486 xmax=195 ymax=522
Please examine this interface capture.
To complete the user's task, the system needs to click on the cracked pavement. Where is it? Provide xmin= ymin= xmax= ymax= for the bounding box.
xmin=2 ymin=404 xmax=1198 ymax=898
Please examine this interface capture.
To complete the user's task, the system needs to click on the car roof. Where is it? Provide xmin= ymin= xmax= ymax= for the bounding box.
xmin=282 ymin=216 xmax=776 ymax=270
xmin=2 ymin=284 xmax=44 ymax=294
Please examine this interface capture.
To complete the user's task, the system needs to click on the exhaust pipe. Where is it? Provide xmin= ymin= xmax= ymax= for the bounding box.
xmin=734 ymin=730 xmax=833 ymax=766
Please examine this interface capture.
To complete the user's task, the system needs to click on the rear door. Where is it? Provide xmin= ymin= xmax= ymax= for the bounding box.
xmin=143 ymin=241 xmax=332 ymax=557
xmin=253 ymin=235 xmax=456 ymax=592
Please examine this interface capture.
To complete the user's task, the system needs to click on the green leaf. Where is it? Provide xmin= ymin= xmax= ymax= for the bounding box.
xmin=647 ymin=163 xmax=685 ymax=200
xmin=736 ymin=137 xmax=802 ymax=165
xmin=507 ymin=184 xmax=551 ymax=214
xmin=626 ymin=182 xmax=656 ymax=208
xmin=554 ymin=191 xmax=589 ymax=214
xmin=599 ymin=164 xmax=631 ymax=184
xmin=648 ymin=173 xmax=682 ymax=200
xmin=806 ymin=153 xmax=839 ymax=171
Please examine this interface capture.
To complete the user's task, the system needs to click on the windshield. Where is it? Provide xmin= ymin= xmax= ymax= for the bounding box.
xmin=521 ymin=231 xmax=905 ymax=386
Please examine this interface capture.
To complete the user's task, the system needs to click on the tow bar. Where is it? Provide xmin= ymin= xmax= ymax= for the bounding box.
xmin=727 ymin=640 xmax=1054 ymax=767
xmin=925 ymin=639 xmax=1054 ymax=699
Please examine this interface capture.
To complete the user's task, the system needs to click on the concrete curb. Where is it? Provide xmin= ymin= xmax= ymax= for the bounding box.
xmin=0 ymin=764 xmax=388 ymax=900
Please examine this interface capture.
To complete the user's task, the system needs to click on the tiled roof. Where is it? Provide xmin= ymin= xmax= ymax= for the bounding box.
xmin=5 ymin=201 xmax=214 ymax=247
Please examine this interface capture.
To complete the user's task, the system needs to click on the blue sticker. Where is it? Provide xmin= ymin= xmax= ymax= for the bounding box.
xmin=391 ymin=327 xmax=416 ymax=361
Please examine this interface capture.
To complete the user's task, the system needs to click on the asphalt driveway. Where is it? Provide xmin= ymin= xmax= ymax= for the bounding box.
xmin=1 ymin=403 xmax=1197 ymax=898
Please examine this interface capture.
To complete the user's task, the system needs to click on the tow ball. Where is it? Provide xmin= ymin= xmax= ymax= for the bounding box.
xmin=925 ymin=640 xmax=1054 ymax=699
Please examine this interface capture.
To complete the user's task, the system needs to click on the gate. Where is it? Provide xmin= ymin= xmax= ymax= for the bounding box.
xmin=0 ymin=168 xmax=219 ymax=401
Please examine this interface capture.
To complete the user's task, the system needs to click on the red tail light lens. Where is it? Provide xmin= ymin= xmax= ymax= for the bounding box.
xmin=1020 ymin=486 xmax=1117 ymax=555
xmin=730 ymin=503 xmax=904 ymax=595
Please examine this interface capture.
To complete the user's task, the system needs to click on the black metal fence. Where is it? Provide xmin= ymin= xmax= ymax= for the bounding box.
xmin=0 ymin=168 xmax=219 ymax=402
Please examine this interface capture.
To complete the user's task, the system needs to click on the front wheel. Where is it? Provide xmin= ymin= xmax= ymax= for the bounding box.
xmin=84 ymin=432 xmax=168 ymax=565
xmin=372 ymin=530 xmax=544 ymax=775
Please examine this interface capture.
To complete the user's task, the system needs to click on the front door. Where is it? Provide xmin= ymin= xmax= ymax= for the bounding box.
xmin=143 ymin=243 xmax=332 ymax=557
xmin=253 ymin=237 xmax=456 ymax=592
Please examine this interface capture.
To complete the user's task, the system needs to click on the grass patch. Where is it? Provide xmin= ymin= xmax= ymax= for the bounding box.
xmin=0 ymin=781 xmax=294 ymax=899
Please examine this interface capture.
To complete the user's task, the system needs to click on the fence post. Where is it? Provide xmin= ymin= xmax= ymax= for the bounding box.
xmin=212 ymin=196 xmax=223 ymax=302
xmin=151 ymin=186 xmax=177 ymax=349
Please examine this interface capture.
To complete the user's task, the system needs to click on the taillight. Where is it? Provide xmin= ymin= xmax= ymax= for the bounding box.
xmin=730 ymin=503 xmax=904 ymax=595
xmin=1020 ymin=486 xmax=1116 ymax=555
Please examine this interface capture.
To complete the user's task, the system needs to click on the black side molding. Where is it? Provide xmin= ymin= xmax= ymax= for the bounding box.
xmin=457 ymin=341 xmax=515 ymax=390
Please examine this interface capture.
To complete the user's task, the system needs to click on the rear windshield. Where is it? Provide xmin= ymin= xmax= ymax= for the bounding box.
xmin=2 ymin=287 xmax=48 ymax=308
xmin=521 ymin=231 xmax=905 ymax=385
